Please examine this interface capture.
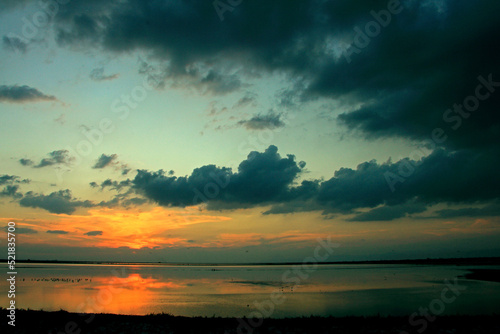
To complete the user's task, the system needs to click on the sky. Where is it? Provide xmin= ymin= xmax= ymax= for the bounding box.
xmin=0 ymin=0 xmax=499 ymax=263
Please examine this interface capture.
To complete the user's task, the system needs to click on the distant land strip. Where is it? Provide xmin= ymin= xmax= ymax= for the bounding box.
xmin=3 ymin=256 xmax=500 ymax=266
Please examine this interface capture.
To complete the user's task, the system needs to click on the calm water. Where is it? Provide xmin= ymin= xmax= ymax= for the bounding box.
xmin=3 ymin=263 xmax=499 ymax=317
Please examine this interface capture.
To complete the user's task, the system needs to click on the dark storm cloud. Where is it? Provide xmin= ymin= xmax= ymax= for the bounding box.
xmin=34 ymin=150 xmax=72 ymax=168
xmin=45 ymin=0 xmax=499 ymax=150
xmin=47 ymin=0 xmax=315 ymax=95
xmin=238 ymin=112 xmax=285 ymax=130
xmin=313 ymin=149 xmax=500 ymax=214
xmin=89 ymin=67 xmax=119 ymax=82
xmin=47 ymin=230 xmax=69 ymax=235
xmin=92 ymin=153 xmax=118 ymax=169
xmin=133 ymin=145 xmax=304 ymax=208
xmin=10 ymin=1 xmax=499 ymax=220
xmin=20 ymin=190 xmax=93 ymax=214
xmin=0 ymin=85 xmax=56 ymax=103
xmin=2 ymin=36 xmax=27 ymax=53
xmin=84 ymin=230 xmax=103 ymax=236
xmin=10 ymin=145 xmax=500 ymax=220
xmin=318 ymin=2 xmax=500 ymax=151
xmin=130 ymin=145 xmax=500 ymax=220
xmin=12 ymin=144 xmax=499 ymax=220
xmin=51 ymin=0 xmax=321 ymax=79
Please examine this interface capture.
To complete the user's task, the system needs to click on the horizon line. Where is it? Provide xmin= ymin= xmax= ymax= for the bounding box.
xmin=6 ymin=256 xmax=500 ymax=266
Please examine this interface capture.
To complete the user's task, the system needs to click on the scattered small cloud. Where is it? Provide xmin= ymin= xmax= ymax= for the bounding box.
xmin=92 ymin=153 xmax=131 ymax=175
xmin=2 ymin=226 xmax=38 ymax=234
xmin=121 ymin=167 xmax=131 ymax=175
xmin=237 ymin=111 xmax=285 ymax=130
xmin=91 ymin=178 xmax=132 ymax=192
xmin=47 ymin=230 xmax=69 ymax=235
xmin=89 ymin=67 xmax=119 ymax=82
xmin=84 ymin=230 xmax=103 ymax=236
xmin=0 ymin=85 xmax=56 ymax=103
xmin=233 ymin=93 xmax=257 ymax=109
xmin=0 ymin=174 xmax=29 ymax=199
xmin=33 ymin=150 xmax=73 ymax=168
xmin=0 ymin=185 xmax=22 ymax=198
xmin=54 ymin=114 xmax=66 ymax=125
xmin=19 ymin=158 xmax=34 ymax=166
xmin=93 ymin=154 xmax=118 ymax=169
xmin=0 ymin=174 xmax=20 ymax=186
xmin=20 ymin=189 xmax=93 ymax=215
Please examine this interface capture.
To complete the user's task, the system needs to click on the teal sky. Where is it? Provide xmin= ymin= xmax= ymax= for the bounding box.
xmin=1 ymin=0 xmax=499 ymax=263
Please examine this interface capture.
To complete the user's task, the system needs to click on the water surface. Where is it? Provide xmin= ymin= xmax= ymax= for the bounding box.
xmin=3 ymin=263 xmax=499 ymax=318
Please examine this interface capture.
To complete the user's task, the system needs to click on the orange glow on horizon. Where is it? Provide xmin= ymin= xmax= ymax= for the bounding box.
xmin=2 ymin=206 xmax=231 ymax=249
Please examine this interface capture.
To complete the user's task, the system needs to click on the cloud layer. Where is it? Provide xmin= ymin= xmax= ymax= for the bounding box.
xmin=2 ymin=1 xmax=499 ymax=221
xmin=16 ymin=0 xmax=493 ymax=152
xmin=131 ymin=146 xmax=500 ymax=219
xmin=5 ymin=143 xmax=500 ymax=221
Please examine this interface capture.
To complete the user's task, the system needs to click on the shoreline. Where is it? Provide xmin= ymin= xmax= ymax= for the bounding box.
xmin=2 ymin=309 xmax=499 ymax=333
xmin=3 ymin=256 xmax=500 ymax=267
xmin=463 ymin=268 xmax=500 ymax=283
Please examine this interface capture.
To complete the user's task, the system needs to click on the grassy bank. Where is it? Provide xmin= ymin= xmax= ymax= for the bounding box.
xmin=1 ymin=308 xmax=499 ymax=334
